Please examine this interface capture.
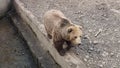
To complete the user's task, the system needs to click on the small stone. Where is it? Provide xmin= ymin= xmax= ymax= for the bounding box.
xmin=89 ymin=40 xmax=92 ymax=44
xmin=22 ymin=53 xmax=25 ymax=55
xmin=88 ymin=29 xmax=92 ymax=32
xmin=99 ymin=64 xmax=103 ymax=67
xmin=114 ymin=29 xmax=118 ymax=31
xmin=70 ymin=63 xmax=77 ymax=68
xmin=75 ymin=49 xmax=79 ymax=55
xmin=102 ymin=51 xmax=108 ymax=57
xmin=116 ymin=54 xmax=119 ymax=58
xmin=70 ymin=63 xmax=72 ymax=66
xmin=102 ymin=61 xmax=106 ymax=64
xmin=86 ymin=55 xmax=89 ymax=58
xmin=83 ymin=35 xmax=89 ymax=39
xmin=88 ymin=50 xmax=92 ymax=53
xmin=90 ymin=47 xmax=94 ymax=51
xmin=102 ymin=14 xmax=107 ymax=18
xmin=93 ymin=41 xmax=98 ymax=45
xmin=84 ymin=58 xmax=87 ymax=61
xmin=83 ymin=37 xmax=87 ymax=39
xmin=74 ymin=11 xmax=81 ymax=14
xmin=110 ymin=52 xmax=114 ymax=55
xmin=118 ymin=40 xmax=120 ymax=43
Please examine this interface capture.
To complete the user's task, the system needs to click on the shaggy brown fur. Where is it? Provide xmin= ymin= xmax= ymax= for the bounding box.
xmin=43 ymin=9 xmax=83 ymax=56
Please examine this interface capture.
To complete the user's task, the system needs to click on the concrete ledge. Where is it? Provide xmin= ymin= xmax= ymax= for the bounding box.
xmin=11 ymin=14 xmax=60 ymax=68
xmin=13 ymin=0 xmax=87 ymax=68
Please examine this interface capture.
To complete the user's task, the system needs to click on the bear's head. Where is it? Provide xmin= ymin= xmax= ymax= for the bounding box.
xmin=66 ymin=24 xmax=83 ymax=46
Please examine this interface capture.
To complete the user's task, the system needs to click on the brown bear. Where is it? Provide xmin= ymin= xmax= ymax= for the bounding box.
xmin=43 ymin=9 xmax=83 ymax=56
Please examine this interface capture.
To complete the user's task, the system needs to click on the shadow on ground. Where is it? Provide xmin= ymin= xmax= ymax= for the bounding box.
xmin=0 ymin=17 xmax=38 ymax=68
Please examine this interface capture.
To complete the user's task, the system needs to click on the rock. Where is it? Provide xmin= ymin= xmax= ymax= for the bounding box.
xmin=88 ymin=29 xmax=93 ymax=33
xmin=89 ymin=47 xmax=94 ymax=51
xmin=118 ymin=40 xmax=120 ymax=43
xmin=84 ymin=35 xmax=89 ymax=39
xmin=93 ymin=41 xmax=99 ymax=45
xmin=74 ymin=11 xmax=82 ymax=14
xmin=0 ymin=0 xmax=11 ymax=18
xmin=84 ymin=58 xmax=87 ymax=62
xmin=85 ymin=55 xmax=89 ymax=58
xmin=22 ymin=52 xmax=25 ymax=55
xmin=99 ymin=64 xmax=103 ymax=67
xmin=101 ymin=51 xmax=109 ymax=57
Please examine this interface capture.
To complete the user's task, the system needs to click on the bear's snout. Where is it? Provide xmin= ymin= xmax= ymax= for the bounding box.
xmin=78 ymin=43 xmax=81 ymax=46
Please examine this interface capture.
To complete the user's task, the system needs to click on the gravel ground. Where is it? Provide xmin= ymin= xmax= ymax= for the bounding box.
xmin=20 ymin=0 xmax=120 ymax=68
xmin=0 ymin=17 xmax=38 ymax=68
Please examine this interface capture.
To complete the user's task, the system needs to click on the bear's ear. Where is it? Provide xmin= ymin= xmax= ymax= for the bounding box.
xmin=79 ymin=26 xmax=82 ymax=30
xmin=68 ymin=28 xmax=73 ymax=33
xmin=60 ymin=18 xmax=69 ymax=27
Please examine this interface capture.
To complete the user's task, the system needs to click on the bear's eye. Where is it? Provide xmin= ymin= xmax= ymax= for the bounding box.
xmin=80 ymin=36 xmax=82 ymax=37
xmin=74 ymin=36 xmax=77 ymax=39
xmin=68 ymin=28 xmax=73 ymax=33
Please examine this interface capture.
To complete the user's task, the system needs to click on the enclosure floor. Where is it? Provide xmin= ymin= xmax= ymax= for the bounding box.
xmin=20 ymin=0 xmax=120 ymax=68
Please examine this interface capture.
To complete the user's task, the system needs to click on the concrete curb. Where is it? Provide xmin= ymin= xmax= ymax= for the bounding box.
xmin=13 ymin=0 xmax=87 ymax=68
xmin=11 ymin=14 xmax=61 ymax=68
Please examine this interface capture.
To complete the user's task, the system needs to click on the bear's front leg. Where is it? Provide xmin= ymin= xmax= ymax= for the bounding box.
xmin=65 ymin=41 xmax=72 ymax=51
xmin=47 ymin=34 xmax=52 ymax=39
xmin=54 ymin=40 xmax=66 ymax=56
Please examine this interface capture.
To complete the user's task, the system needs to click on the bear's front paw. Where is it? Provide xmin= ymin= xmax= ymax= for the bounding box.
xmin=47 ymin=34 xmax=52 ymax=39
xmin=59 ymin=50 xmax=66 ymax=56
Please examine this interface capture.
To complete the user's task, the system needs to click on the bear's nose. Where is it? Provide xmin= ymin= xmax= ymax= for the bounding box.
xmin=78 ymin=43 xmax=81 ymax=46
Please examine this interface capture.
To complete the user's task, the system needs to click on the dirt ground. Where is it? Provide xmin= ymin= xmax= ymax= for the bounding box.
xmin=0 ymin=17 xmax=38 ymax=68
xmin=20 ymin=0 xmax=120 ymax=68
